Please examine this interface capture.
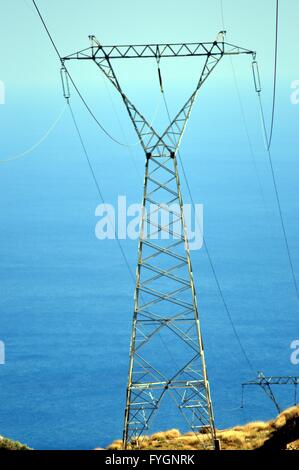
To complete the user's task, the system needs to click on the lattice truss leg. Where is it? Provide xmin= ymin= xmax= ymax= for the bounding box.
xmin=123 ymin=153 xmax=216 ymax=449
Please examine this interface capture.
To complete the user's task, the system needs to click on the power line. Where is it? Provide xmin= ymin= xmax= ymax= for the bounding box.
xmin=31 ymin=0 xmax=137 ymax=284
xmin=219 ymin=3 xmax=269 ymax=213
xmin=268 ymin=0 xmax=279 ymax=150
xmin=31 ymin=0 xmax=132 ymax=148
xmin=31 ymin=0 xmax=174 ymax=298
xmin=229 ymin=60 xmax=270 ymax=213
xmin=0 ymin=104 xmax=66 ymax=163
xmin=220 ymin=0 xmax=225 ymax=31
xmin=219 ymin=5 xmax=274 ymax=244
xmin=220 ymin=0 xmax=279 ymax=151
xmin=178 ymin=154 xmax=256 ymax=374
xmin=257 ymin=94 xmax=299 ymax=300
xmin=159 ymin=63 xmax=255 ymax=374
xmin=65 ymin=71 xmax=132 ymax=147
xmin=251 ymin=10 xmax=299 ymax=301
xmin=221 ymin=0 xmax=298 ymax=300
xmin=32 ymin=0 xmax=61 ymax=60
xmin=67 ymin=100 xmax=136 ymax=285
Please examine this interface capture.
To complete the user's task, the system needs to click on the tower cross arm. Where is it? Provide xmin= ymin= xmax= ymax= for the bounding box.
xmin=61 ymin=37 xmax=255 ymax=156
xmin=243 ymin=376 xmax=299 ymax=386
xmin=62 ymin=41 xmax=255 ymax=61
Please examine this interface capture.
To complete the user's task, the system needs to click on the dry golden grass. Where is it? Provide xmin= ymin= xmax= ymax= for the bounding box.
xmin=107 ymin=439 xmax=123 ymax=450
xmin=288 ymin=439 xmax=299 ymax=450
xmin=273 ymin=406 xmax=299 ymax=429
xmin=107 ymin=406 xmax=299 ymax=451
xmin=238 ymin=421 xmax=270 ymax=432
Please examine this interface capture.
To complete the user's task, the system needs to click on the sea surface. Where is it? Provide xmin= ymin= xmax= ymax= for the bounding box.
xmin=0 ymin=79 xmax=298 ymax=449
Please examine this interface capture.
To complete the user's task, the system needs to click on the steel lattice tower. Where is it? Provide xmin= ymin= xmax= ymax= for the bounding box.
xmin=63 ymin=35 xmax=254 ymax=449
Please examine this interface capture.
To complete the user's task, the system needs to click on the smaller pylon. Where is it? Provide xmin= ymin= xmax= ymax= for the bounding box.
xmin=242 ymin=373 xmax=299 ymax=412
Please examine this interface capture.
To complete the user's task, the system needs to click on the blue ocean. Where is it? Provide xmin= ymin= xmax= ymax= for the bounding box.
xmin=0 ymin=74 xmax=298 ymax=449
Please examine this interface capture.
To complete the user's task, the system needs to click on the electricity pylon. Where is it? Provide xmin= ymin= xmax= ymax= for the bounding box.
xmin=242 ymin=373 xmax=299 ymax=413
xmin=63 ymin=35 xmax=254 ymax=449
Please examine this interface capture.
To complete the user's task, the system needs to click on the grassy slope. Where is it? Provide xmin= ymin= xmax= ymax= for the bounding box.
xmin=0 ymin=436 xmax=30 ymax=451
xmin=108 ymin=406 xmax=299 ymax=451
xmin=1 ymin=406 xmax=298 ymax=450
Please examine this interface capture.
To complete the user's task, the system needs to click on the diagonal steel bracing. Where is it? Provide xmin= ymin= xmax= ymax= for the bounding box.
xmin=122 ymin=154 xmax=217 ymax=448
xmin=63 ymin=35 xmax=254 ymax=450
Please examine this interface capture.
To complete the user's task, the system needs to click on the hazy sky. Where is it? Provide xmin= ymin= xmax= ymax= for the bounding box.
xmin=1 ymin=0 xmax=298 ymax=159
xmin=1 ymin=0 xmax=298 ymax=88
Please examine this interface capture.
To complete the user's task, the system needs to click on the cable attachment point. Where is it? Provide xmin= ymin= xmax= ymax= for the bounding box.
xmin=89 ymin=35 xmax=101 ymax=47
xmin=60 ymin=64 xmax=70 ymax=101
xmin=252 ymin=58 xmax=262 ymax=94
xmin=89 ymin=35 xmax=102 ymax=57
xmin=216 ymin=31 xmax=226 ymax=43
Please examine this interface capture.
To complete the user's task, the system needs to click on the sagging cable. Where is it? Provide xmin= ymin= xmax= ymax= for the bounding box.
xmin=252 ymin=58 xmax=299 ymax=302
